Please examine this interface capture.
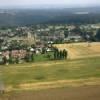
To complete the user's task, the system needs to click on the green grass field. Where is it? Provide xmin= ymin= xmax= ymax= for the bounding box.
xmin=0 ymin=56 xmax=100 ymax=91
xmin=33 ymin=52 xmax=54 ymax=62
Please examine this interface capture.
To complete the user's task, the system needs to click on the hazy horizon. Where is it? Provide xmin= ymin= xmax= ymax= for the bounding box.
xmin=0 ymin=0 xmax=100 ymax=9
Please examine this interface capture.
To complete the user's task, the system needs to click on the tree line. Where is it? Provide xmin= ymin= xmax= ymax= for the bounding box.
xmin=1 ymin=48 xmax=68 ymax=65
xmin=54 ymin=48 xmax=68 ymax=60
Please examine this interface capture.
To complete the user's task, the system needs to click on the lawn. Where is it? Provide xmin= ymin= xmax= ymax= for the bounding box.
xmin=0 ymin=56 xmax=100 ymax=91
xmin=33 ymin=52 xmax=54 ymax=62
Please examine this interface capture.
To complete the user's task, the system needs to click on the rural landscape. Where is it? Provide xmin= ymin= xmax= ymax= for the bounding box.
xmin=0 ymin=0 xmax=100 ymax=100
xmin=0 ymin=42 xmax=100 ymax=100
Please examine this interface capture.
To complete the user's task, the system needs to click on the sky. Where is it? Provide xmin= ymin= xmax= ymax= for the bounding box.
xmin=0 ymin=0 xmax=100 ymax=8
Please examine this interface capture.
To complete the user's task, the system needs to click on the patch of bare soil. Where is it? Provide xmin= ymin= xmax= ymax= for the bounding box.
xmin=1 ymin=85 xmax=100 ymax=100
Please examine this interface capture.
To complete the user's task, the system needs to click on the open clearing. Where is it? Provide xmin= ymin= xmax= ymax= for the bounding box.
xmin=54 ymin=42 xmax=100 ymax=59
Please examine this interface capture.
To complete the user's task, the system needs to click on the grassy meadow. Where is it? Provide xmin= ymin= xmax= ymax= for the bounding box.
xmin=0 ymin=43 xmax=100 ymax=92
xmin=0 ymin=56 xmax=100 ymax=91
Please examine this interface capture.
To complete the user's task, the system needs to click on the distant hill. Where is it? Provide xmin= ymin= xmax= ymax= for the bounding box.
xmin=0 ymin=7 xmax=100 ymax=26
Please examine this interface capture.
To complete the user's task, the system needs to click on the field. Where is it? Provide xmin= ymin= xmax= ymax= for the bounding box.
xmin=0 ymin=57 xmax=100 ymax=91
xmin=33 ymin=52 xmax=54 ymax=62
xmin=1 ymin=86 xmax=100 ymax=100
xmin=0 ymin=42 xmax=100 ymax=100
xmin=54 ymin=42 xmax=100 ymax=59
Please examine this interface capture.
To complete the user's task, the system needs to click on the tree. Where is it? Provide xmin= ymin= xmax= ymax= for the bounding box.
xmin=8 ymin=52 xmax=13 ymax=64
xmin=25 ymin=53 xmax=30 ymax=62
xmin=64 ymin=29 xmax=69 ymax=38
xmin=15 ymin=57 xmax=19 ymax=64
xmin=54 ymin=50 xmax=57 ymax=60
xmin=3 ymin=56 xmax=7 ymax=64
xmin=54 ymin=48 xmax=59 ymax=60
xmin=53 ymin=47 xmax=68 ymax=60
xmin=63 ymin=49 xmax=68 ymax=59
xmin=65 ymin=50 xmax=68 ymax=59
xmin=95 ymin=29 xmax=100 ymax=41
xmin=56 ymin=49 xmax=60 ymax=60
xmin=71 ymin=26 xmax=82 ymax=34
xmin=59 ymin=50 xmax=63 ymax=60
xmin=42 ymin=48 xmax=46 ymax=54
xmin=47 ymin=54 xmax=51 ymax=60
xmin=31 ymin=53 xmax=34 ymax=62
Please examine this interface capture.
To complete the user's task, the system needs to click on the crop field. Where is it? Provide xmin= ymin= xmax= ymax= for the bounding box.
xmin=54 ymin=42 xmax=100 ymax=59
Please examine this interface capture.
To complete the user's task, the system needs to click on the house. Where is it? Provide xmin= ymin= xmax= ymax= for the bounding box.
xmin=11 ymin=50 xmax=27 ymax=58
xmin=64 ymin=35 xmax=82 ymax=42
xmin=40 ymin=31 xmax=65 ymax=42
xmin=35 ymin=49 xmax=41 ymax=54
xmin=0 ymin=53 xmax=3 ymax=64
xmin=2 ymin=50 xmax=27 ymax=59
xmin=46 ymin=47 xmax=53 ymax=52
xmin=48 ymin=41 xmax=54 ymax=44
xmin=2 ymin=51 xmax=10 ymax=58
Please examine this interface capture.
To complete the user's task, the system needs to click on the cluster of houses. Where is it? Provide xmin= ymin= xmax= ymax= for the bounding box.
xmin=64 ymin=32 xmax=83 ymax=42
xmin=0 ymin=23 xmax=100 ymax=64
xmin=0 ymin=45 xmax=53 ymax=64
xmin=0 ymin=50 xmax=27 ymax=64
xmin=1 ymin=50 xmax=27 ymax=59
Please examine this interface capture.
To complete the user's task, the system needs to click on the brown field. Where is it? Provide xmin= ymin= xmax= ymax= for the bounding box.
xmin=54 ymin=42 xmax=100 ymax=59
xmin=1 ymin=85 xmax=100 ymax=100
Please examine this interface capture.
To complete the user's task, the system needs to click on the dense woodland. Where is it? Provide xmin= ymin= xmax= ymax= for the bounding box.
xmin=1 ymin=7 xmax=100 ymax=26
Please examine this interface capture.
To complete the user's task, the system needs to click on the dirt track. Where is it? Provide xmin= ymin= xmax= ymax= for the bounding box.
xmin=1 ymin=85 xmax=100 ymax=100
